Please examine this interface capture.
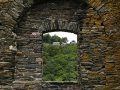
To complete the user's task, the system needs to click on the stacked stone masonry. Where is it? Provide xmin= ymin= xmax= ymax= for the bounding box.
xmin=0 ymin=0 xmax=120 ymax=90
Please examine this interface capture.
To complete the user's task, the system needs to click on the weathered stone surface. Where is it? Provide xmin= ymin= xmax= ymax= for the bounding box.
xmin=42 ymin=81 xmax=79 ymax=90
xmin=0 ymin=0 xmax=120 ymax=90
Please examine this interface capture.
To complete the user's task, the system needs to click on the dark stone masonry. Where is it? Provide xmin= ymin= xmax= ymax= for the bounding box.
xmin=0 ymin=0 xmax=120 ymax=90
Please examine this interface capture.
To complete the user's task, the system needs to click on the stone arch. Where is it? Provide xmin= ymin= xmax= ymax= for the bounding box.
xmin=39 ymin=20 xmax=80 ymax=34
xmin=14 ymin=2 xmax=83 ymax=89
xmin=26 ymin=17 xmax=80 ymax=34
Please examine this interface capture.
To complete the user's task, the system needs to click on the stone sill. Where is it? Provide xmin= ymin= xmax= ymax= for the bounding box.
xmin=42 ymin=81 xmax=78 ymax=85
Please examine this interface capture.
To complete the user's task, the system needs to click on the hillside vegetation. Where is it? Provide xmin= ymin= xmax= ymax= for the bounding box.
xmin=42 ymin=34 xmax=77 ymax=81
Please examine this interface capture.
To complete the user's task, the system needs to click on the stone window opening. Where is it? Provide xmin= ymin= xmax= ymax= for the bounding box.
xmin=42 ymin=31 xmax=78 ymax=83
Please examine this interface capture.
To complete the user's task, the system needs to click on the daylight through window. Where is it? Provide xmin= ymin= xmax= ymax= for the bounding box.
xmin=42 ymin=32 xmax=78 ymax=81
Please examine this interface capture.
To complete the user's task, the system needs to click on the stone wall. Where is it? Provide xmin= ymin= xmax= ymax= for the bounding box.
xmin=0 ymin=0 xmax=120 ymax=90
xmin=84 ymin=0 xmax=120 ymax=90
xmin=42 ymin=81 xmax=79 ymax=90
xmin=0 ymin=0 xmax=33 ymax=86
xmin=13 ymin=2 xmax=82 ymax=89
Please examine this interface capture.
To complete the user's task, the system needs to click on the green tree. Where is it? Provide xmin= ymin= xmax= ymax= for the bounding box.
xmin=43 ymin=34 xmax=69 ymax=44
xmin=42 ymin=43 xmax=77 ymax=81
xmin=61 ymin=37 xmax=68 ymax=43
xmin=43 ymin=34 xmax=51 ymax=43
xmin=50 ymin=34 xmax=61 ymax=43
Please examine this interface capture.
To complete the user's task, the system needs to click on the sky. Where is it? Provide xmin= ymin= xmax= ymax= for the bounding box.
xmin=46 ymin=32 xmax=77 ymax=43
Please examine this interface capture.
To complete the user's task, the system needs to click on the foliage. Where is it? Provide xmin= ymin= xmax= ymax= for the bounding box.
xmin=43 ymin=34 xmax=68 ymax=44
xmin=42 ymin=43 xmax=77 ymax=81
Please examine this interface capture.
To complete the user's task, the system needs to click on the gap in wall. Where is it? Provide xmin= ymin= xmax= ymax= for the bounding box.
xmin=42 ymin=31 xmax=78 ymax=82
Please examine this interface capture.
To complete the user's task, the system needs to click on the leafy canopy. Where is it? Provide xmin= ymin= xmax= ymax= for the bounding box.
xmin=42 ymin=34 xmax=77 ymax=81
